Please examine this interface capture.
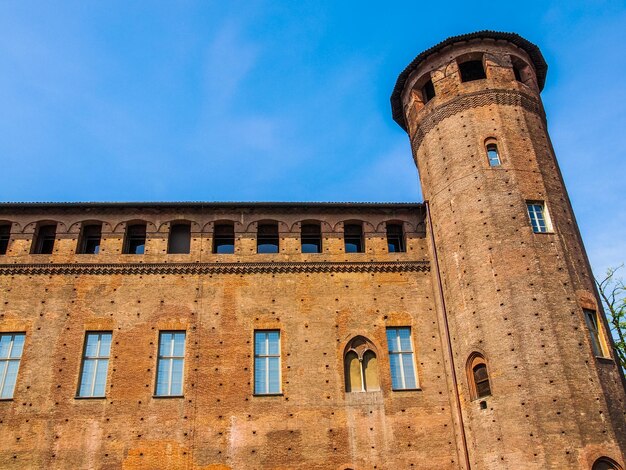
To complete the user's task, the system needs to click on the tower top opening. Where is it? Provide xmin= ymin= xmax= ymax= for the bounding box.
xmin=390 ymin=30 xmax=548 ymax=132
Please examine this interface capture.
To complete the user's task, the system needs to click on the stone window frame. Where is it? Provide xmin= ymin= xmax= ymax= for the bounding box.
xmin=344 ymin=336 xmax=380 ymax=393
xmin=76 ymin=331 xmax=112 ymax=398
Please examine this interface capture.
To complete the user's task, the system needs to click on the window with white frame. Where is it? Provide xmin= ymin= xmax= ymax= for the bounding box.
xmin=254 ymin=330 xmax=281 ymax=395
xmin=386 ymin=327 xmax=418 ymax=390
xmin=0 ymin=333 xmax=25 ymax=399
xmin=526 ymin=201 xmax=551 ymax=233
xmin=155 ymin=331 xmax=186 ymax=397
xmin=486 ymin=141 xmax=501 ymax=166
xmin=77 ymin=332 xmax=112 ymax=397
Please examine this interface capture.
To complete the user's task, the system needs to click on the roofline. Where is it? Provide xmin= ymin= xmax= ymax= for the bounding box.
xmin=0 ymin=201 xmax=423 ymax=210
xmin=390 ymin=30 xmax=548 ymax=132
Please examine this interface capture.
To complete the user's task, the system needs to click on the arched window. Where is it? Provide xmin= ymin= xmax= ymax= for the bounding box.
xmin=485 ymin=139 xmax=501 ymax=167
xmin=467 ymin=353 xmax=491 ymax=400
xmin=344 ymin=336 xmax=379 ymax=393
xmin=593 ymin=457 xmax=623 ymax=470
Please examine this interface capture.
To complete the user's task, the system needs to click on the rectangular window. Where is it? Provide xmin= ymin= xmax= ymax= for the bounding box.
xmin=583 ymin=309 xmax=608 ymax=357
xmin=301 ymin=223 xmax=322 ymax=253
xmin=458 ymin=59 xmax=486 ymax=82
xmin=254 ymin=330 xmax=281 ymax=395
xmin=123 ymin=223 xmax=146 ymax=254
xmin=77 ymin=332 xmax=111 ymax=397
xmin=257 ymin=223 xmax=279 ymax=254
xmin=344 ymin=223 xmax=364 ymax=253
xmin=78 ymin=224 xmax=102 ymax=254
xmin=486 ymin=143 xmax=501 ymax=167
xmin=0 ymin=333 xmax=25 ymax=399
xmin=168 ymin=223 xmax=191 ymax=254
xmin=422 ymin=79 xmax=435 ymax=103
xmin=526 ymin=202 xmax=551 ymax=233
xmin=0 ymin=224 xmax=10 ymax=255
xmin=386 ymin=327 xmax=418 ymax=390
xmin=386 ymin=223 xmax=405 ymax=253
xmin=32 ymin=224 xmax=57 ymax=254
xmin=155 ymin=331 xmax=186 ymax=396
xmin=213 ymin=223 xmax=235 ymax=254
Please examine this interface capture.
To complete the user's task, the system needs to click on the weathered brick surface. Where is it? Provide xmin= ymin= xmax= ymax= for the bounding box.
xmin=402 ymin=38 xmax=626 ymax=469
xmin=0 ymin=205 xmax=462 ymax=469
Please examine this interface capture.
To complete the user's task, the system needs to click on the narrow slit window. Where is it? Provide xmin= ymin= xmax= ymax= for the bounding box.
xmin=254 ymin=330 xmax=281 ymax=395
xmin=168 ymin=223 xmax=191 ymax=254
xmin=486 ymin=143 xmax=501 ymax=166
xmin=386 ymin=327 xmax=418 ymax=390
xmin=459 ymin=59 xmax=486 ymax=82
xmin=0 ymin=333 xmax=25 ymax=399
xmin=0 ymin=224 xmax=10 ymax=255
xmin=301 ymin=223 xmax=322 ymax=253
xmin=526 ymin=202 xmax=550 ymax=233
xmin=257 ymin=223 xmax=279 ymax=254
xmin=155 ymin=331 xmax=186 ymax=397
xmin=77 ymin=332 xmax=111 ymax=397
xmin=32 ymin=224 xmax=57 ymax=254
xmin=344 ymin=223 xmax=364 ymax=253
xmin=386 ymin=223 xmax=405 ymax=253
xmin=513 ymin=65 xmax=523 ymax=82
xmin=78 ymin=224 xmax=102 ymax=254
xmin=213 ymin=223 xmax=235 ymax=254
xmin=422 ymin=79 xmax=435 ymax=103
xmin=468 ymin=354 xmax=492 ymax=400
xmin=584 ymin=309 xmax=609 ymax=357
xmin=124 ymin=223 xmax=146 ymax=254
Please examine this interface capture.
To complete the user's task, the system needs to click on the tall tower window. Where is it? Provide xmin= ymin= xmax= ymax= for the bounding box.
xmin=254 ymin=330 xmax=281 ymax=395
xmin=344 ymin=223 xmax=364 ymax=253
xmin=422 ymin=79 xmax=435 ymax=103
xmin=386 ymin=327 xmax=418 ymax=390
xmin=167 ymin=222 xmax=191 ymax=254
xmin=0 ymin=333 xmax=25 ymax=399
xmin=344 ymin=336 xmax=379 ymax=393
xmin=123 ymin=223 xmax=147 ymax=254
xmin=583 ymin=309 xmax=609 ymax=358
xmin=468 ymin=353 xmax=492 ymax=400
xmin=0 ymin=224 xmax=10 ymax=255
xmin=526 ymin=202 xmax=551 ymax=233
xmin=486 ymin=142 xmax=501 ymax=167
xmin=301 ymin=222 xmax=322 ymax=253
xmin=257 ymin=222 xmax=279 ymax=254
xmin=458 ymin=59 xmax=486 ymax=82
xmin=155 ymin=331 xmax=186 ymax=397
xmin=78 ymin=223 xmax=102 ymax=254
xmin=386 ymin=223 xmax=405 ymax=253
xmin=213 ymin=222 xmax=235 ymax=254
xmin=32 ymin=223 xmax=57 ymax=254
xmin=77 ymin=332 xmax=111 ymax=398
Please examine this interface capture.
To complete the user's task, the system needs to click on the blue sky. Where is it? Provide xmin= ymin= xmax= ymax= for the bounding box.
xmin=1 ymin=1 xmax=625 ymax=275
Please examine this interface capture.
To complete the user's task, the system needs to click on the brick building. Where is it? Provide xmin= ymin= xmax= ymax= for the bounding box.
xmin=0 ymin=31 xmax=625 ymax=469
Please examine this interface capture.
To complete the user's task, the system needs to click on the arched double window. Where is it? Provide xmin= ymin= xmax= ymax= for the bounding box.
xmin=467 ymin=353 xmax=491 ymax=400
xmin=344 ymin=336 xmax=379 ymax=393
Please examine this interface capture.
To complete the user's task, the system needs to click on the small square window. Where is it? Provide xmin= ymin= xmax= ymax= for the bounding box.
xmin=458 ymin=60 xmax=486 ymax=82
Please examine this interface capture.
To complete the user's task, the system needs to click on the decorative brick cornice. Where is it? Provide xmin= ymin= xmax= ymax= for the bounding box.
xmin=0 ymin=261 xmax=430 ymax=276
xmin=410 ymin=89 xmax=545 ymax=151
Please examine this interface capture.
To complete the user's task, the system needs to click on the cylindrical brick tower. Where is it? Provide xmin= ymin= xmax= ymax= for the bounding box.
xmin=391 ymin=31 xmax=626 ymax=469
